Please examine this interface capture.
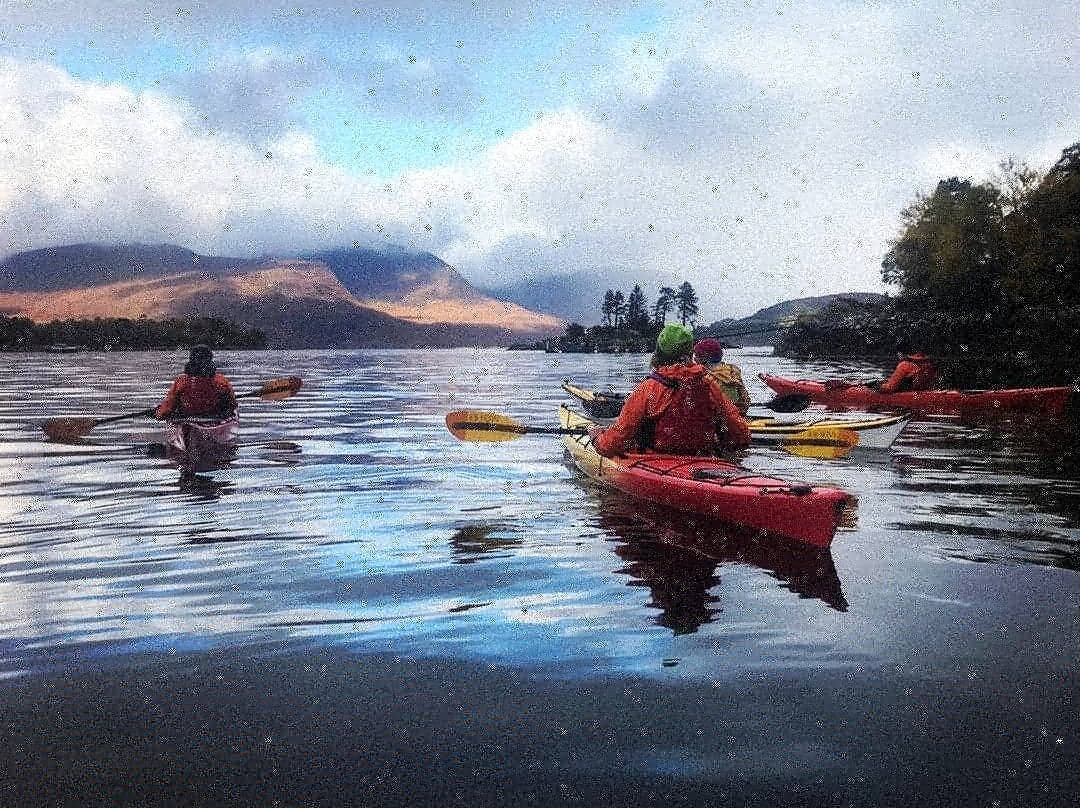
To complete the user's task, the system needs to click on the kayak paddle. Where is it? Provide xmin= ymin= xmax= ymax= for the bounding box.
xmin=42 ymin=376 xmax=303 ymax=443
xmin=780 ymin=426 xmax=860 ymax=460
xmin=561 ymin=381 xmax=812 ymax=415
xmin=447 ymin=409 xmax=858 ymax=454
xmin=446 ymin=410 xmax=589 ymax=442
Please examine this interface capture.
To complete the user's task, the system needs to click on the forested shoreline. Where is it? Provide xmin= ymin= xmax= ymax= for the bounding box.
xmin=0 ymin=315 xmax=267 ymax=352
xmin=779 ymin=142 xmax=1080 ymax=388
xmin=512 ymin=281 xmax=702 ymax=353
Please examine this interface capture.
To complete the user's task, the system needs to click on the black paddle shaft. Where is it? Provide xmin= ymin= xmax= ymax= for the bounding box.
xmin=454 ymin=419 xmax=589 ymax=436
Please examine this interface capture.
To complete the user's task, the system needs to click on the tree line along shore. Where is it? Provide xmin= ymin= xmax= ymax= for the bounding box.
xmin=512 ymin=282 xmax=704 ymax=353
xmin=778 ymin=142 xmax=1080 ymax=388
xmin=0 ymin=315 xmax=266 ymax=352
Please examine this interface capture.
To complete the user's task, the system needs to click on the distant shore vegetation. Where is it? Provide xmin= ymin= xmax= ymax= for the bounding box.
xmin=510 ymin=282 xmax=703 ymax=353
xmin=0 ymin=315 xmax=267 ymax=352
xmin=779 ymin=141 xmax=1080 ymax=387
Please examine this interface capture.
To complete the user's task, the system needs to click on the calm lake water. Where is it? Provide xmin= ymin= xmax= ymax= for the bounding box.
xmin=1 ymin=348 xmax=1077 ymax=807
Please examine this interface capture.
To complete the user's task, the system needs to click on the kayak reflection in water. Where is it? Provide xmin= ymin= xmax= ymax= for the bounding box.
xmin=599 ymin=501 xmax=848 ymax=630
xmin=692 ymin=337 xmax=751 ymax=414
xmin=590 ymin=324 xmax=751 ymax=458
xmin=154 ymin=345 xmax=239 ymax=473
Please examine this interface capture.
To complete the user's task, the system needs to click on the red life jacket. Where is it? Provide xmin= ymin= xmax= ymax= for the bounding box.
xmin=900 ymin=355 xmax=938 ymax=392
xmin=639 ymin=368 xmax=723 ymax=455
xmin=164 ymin=374 xmax=236 ymax=417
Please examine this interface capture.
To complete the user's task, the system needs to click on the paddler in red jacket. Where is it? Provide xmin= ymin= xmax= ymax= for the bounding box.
xmin=155 ymin=344 xmax=238 ymax=420
xmin=591 ymin=324 xmax=750 ymax=458
xmin=878 ymin=347 xmax=939 ymax=393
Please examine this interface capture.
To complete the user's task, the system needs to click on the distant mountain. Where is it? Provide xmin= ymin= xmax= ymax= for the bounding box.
xmin=306 ymin=245 xmax=474 ymax=301
xmin=0 ymin=243 xmax=562 ymax=348
xmin=480 ymin=273 xmax=609 ymax=323
xmin=0 ymin=243 xmax=242 ymax=292
xmin=698 ymin=292 xmax=887 ymax=346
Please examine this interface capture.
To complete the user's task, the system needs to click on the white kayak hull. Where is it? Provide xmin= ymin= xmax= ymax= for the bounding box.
xmin=745 ymin=412 xmax=911 ymax=449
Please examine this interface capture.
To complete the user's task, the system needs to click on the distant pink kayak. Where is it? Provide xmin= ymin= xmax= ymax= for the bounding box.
xmin=164 ymin=416 xmax=239 ymax=472
xmin=760 ymin=374 xmax=1076 ymax=419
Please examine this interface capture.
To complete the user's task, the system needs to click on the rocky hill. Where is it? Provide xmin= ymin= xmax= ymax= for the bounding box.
xmin=0 ymin=243 xmax=562 ymax=348
xmin=698 ymin=292 xmax=887 ymax=346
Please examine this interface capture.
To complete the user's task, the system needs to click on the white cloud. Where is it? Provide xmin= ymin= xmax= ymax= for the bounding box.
xmin=0 ymin=58 xmax=407 ymax=257
xmin=2 ymin=0 xmax=1080 ymax=319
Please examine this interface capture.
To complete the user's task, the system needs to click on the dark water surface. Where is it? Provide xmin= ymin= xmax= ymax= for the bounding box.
xmin=1 ymin=349 xmax=1077 ymax=806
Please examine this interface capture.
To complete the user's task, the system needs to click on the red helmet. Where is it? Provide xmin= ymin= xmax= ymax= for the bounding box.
xmin=693 ymin=338 xmax=724 ymax=363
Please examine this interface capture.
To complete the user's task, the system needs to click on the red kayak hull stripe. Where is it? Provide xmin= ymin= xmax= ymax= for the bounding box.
xmin=760 ymin=374 xmax=1074 ymax=418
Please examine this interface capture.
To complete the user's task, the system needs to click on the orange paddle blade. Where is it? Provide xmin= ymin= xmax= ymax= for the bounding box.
xmin=445 ymin=410 xmax=527 ymax=442
xmin=42 ymin=417 xmax=101 ymax=443
xmin=257 ymin=376 xmax=303 ymax=400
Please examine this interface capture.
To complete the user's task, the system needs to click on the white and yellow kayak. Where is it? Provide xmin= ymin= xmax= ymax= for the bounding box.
xmin=561 ymin=380 xmax=910 ymax=450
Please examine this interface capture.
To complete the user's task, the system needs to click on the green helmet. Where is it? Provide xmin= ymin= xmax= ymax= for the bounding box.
xmin=656 ymin=324 xmax=693 ymax=356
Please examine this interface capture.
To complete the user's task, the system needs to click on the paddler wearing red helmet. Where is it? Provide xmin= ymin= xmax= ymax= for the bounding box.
xmin=691 ymin=337 xmax=751 ymax=414
xmin=590 ymin=324 xmax=750 ymax=458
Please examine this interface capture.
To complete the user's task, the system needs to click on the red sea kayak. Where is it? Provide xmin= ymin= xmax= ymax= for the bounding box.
xmin=560 ymin=406 xmax=852 ymax=548
xmin=760 ymin=373 xmax=1076 ymax=419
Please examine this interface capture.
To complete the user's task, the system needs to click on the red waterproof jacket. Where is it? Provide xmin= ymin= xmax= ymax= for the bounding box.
xmin=593 ymin=363 xmax=750 ymax=458
xmin=155 ymin=374 xmax=238 ymax=419
xmin=879 ymin=354 xmax=938 ymax=393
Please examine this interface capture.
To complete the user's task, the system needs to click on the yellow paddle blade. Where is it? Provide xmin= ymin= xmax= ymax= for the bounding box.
xmin=257 ymin=376 xmax=303 ymax=400
xmin=781 ymin=426 xmax=860 ymax=460
xmin=42 ymin=417 xmax=100 ymax=443
xmin=445 ymin=410 xmax=526 ymax=442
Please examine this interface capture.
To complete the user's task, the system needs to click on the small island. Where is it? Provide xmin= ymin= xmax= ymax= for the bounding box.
xmin=510 ymin=281 xmax=711 ymax=353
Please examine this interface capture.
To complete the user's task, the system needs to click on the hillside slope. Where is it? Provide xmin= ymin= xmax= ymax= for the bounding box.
xmin=0 ymin=244 xmax=562 ymax=347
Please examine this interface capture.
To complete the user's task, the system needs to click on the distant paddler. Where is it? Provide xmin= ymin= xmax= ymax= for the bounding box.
xmin=692 ymin=337 xmax=751 ymax=414
xmin=153 ymin=344 xmax=239 ymax=472
xmin=155 ymin=344 xmax=238 ymax=421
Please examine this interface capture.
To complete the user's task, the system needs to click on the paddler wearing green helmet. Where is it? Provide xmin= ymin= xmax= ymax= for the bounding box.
xmin=590 ymin=324 xmax=750 ymax=458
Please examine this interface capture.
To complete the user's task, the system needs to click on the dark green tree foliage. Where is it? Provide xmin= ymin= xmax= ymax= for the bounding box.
xmin=653 ymin=286 xmax=676 ymax=327
xmin=611 ymin=290 xmax=627 ymax=328
xmin=0 ymin=316 xmax=267 ymax=351
xmin=626 ymin=285 xmax=650 ymax=333
xmin=782 ymin=141 xmax=1080 ymax=386
xmin=675 ymin=282 xmax=699 ymax=326
xmin=601 ymin=290 xmax=616 ymax=326
xmin=881 ymin=177 xmax=1006 ymax=311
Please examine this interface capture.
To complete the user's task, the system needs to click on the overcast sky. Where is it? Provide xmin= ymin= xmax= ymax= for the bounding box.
xmin=1 ymin=1 xmax=1077 ymax=317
